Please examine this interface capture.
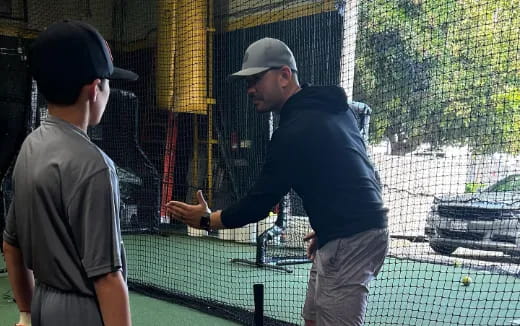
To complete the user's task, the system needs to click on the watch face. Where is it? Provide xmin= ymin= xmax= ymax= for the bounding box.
xmin=200 ymin=216 xmax=211 ymax=230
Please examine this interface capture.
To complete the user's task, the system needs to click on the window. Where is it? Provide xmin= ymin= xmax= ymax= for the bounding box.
xmin=487 ymin=175 xmax=520 ymax=192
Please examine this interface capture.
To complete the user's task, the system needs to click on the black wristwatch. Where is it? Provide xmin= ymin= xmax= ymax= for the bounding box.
xmin=199 ymin=211 xmax=212 ymax=231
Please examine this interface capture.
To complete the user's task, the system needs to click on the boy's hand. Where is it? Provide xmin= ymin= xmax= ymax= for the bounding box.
xmin=16 ymin=311 xmax=31 ymax=326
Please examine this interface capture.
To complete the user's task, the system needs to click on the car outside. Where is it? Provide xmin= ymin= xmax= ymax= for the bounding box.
xmin=425 ymin=174 xmax=520 ymax=256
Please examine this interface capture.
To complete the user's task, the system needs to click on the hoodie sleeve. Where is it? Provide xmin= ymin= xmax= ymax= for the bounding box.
xmin=220 ymin=131 xmax=294 ymax=228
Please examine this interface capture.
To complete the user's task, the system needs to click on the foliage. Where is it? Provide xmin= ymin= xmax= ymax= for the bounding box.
xmin=464 ymin=182 xmax=486 ymax=193
xmin=354 ymin=0 xmax=520 ymax=155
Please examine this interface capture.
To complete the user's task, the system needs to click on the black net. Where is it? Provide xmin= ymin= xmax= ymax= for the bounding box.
xmin=1 ymin=0 xmax=520 ymax=325
xmin=0 ymin=33 xmax=31 ymax=247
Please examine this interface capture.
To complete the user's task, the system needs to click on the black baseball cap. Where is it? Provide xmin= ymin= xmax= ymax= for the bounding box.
xmin=28 ymin=20 xmax=138 ymax=92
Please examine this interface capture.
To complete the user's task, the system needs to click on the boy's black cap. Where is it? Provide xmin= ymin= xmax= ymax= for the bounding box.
xmin=28 ymin=20 xmax=138 ymax=89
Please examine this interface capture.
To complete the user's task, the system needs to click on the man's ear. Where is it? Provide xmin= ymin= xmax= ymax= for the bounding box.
xmin=87 ymin=79 xmax=101 ymax=102
xmin=279 ymin=66 xmax=292 ymax=87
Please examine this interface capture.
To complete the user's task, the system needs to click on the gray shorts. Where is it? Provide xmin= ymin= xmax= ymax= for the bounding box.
xmin=31 ymin=282 xmax=103 ymax=326
xmin=302 ymin=228 xmax=389 ymax=326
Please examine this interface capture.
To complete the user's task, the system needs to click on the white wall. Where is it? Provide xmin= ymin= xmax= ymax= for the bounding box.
xmin=372 ymin=151 xmax=468 ymax=236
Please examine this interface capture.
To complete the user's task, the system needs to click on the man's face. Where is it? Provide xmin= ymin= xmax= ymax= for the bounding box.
xmin=89 ymin=79 xmax=110 ymax=126
xmin=245 ymin=68 xmax=285 ymax=113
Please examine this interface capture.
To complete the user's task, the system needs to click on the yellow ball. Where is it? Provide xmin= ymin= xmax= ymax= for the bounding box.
xmin=461 ymin=276 xmax=472 ymax=286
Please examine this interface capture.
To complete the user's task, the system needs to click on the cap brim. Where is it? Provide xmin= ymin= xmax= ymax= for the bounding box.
xmin=110 ymin=67 xmax=139 ymax=81
xmin=228 ymin=67 xmax=271 ymax=81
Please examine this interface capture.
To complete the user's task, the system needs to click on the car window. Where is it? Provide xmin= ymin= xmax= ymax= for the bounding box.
xmin=486 ymin=175 xmax=520 ymax=192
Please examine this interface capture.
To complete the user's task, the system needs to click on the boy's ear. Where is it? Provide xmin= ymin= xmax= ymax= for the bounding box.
xmin=87 ymin=79 xmax=101 ymax=102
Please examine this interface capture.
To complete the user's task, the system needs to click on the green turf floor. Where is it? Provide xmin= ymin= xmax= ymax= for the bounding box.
xmin=124 ymin=233 xmax=309 ymax=324
xmin=124 ymin=233 xmax=520 ymax=326
xmin=366 ymin=259 xmax=520 ymax=325
xmin=4 ymin=234 xmax=520 ymax=325
xmin=0 ymin=276 xmax=240 ymax=326
xmin=0 ymin=256 xmax=239 ymax=326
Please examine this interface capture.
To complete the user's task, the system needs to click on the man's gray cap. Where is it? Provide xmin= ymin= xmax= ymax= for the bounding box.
xmin=230 ymin=38 xmax=297 ymax=78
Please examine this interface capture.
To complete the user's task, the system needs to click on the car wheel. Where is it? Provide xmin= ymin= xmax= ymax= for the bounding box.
xmin=430 ymin=242 xmax=458 ymax=255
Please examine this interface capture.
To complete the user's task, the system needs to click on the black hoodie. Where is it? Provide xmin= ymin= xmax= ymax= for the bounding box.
xmin=221 ymin=85 xmax=388 ymax=248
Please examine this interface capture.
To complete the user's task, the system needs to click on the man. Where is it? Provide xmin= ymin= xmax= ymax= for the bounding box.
xmin=166 ymin=37 xmax=388 ymax=326
xmin=2 ymin=20 xmax=138 ymax=326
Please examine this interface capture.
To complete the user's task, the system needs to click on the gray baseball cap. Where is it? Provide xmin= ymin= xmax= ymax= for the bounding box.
xmin=230 ymin=38 xmax=297 ymax=79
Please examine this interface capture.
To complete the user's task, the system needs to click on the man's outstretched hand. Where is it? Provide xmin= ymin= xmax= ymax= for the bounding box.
xmin=165 ymin=190 xmax=211 ymax=229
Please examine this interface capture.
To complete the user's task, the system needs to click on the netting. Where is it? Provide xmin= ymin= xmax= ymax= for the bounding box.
xmin=1 ymin=0 xmax=520 ymax=325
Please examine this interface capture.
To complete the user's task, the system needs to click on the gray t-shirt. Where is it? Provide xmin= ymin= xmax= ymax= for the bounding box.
xmin=3 ymin=115 xmax=125 ymax=296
